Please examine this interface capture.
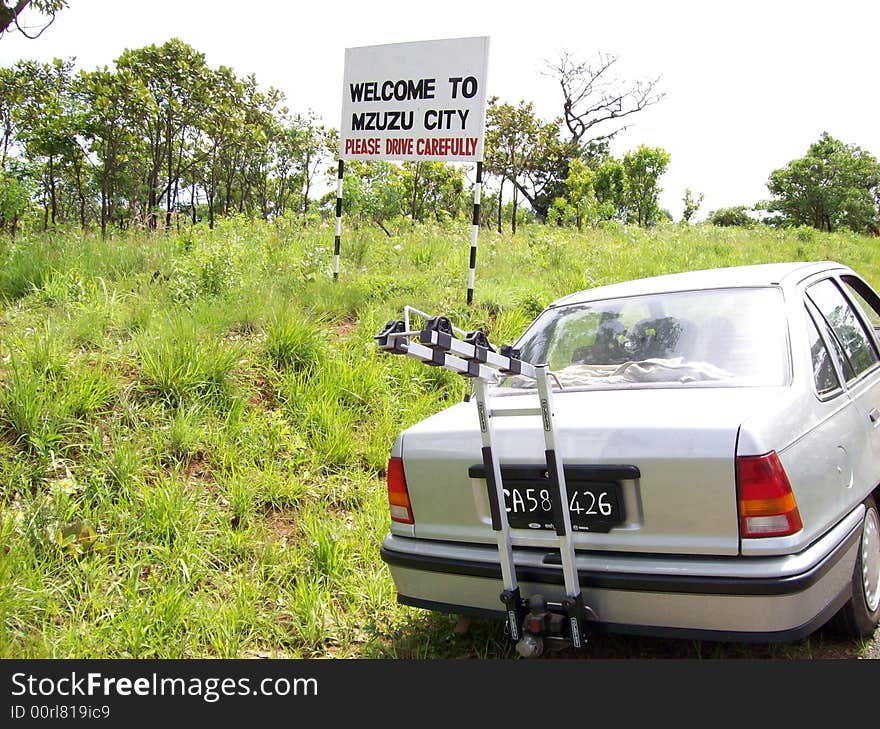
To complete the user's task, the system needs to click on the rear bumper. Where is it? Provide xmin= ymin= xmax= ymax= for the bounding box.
xmin=380 ymin=507 xmax=863 ymax=642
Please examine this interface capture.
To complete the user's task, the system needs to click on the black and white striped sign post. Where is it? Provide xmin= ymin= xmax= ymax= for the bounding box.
xmin=333 ymin=160 xmax=343 ymax=280
xmin=338 ymin=37 xmax=489 ymax=302
xmin=467 ymin=161 xmax=483 ymax=305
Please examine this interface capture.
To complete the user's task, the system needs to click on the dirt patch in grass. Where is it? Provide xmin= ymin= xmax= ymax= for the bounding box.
xmin=248 ymin=375 xmax=277 ymax=409
xmin=228 ymin=320 xmax=259 ymax=338
xmin=181 ymin=452 xmax=213 ymax=484
xmin=117 ymin=358 xmax=140 ymax=388
xmin=261 ymin=509 xmax=300 ymax=542
xmin=331 ymin=316 xmax=357 ymax=340
xmin=241 ymin=647 xmax=296 ymax=659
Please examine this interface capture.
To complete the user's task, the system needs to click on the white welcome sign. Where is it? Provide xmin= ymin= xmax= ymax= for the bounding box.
xmin=339 ymin=36 xmax=490 ymax=162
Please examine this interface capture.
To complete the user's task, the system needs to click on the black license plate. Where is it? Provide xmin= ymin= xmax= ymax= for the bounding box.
xmin=503 ymin=480 xmax=624 ymax=532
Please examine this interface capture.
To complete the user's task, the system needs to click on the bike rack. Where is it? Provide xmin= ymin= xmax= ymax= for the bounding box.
xmin=376 ymin=307 xmax=590 ymax=656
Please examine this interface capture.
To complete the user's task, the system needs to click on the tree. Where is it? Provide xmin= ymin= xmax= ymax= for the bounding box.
xmin=0 ymin=167 xmax=28 ymax=235
xmin=293 ymin=113 xmax=331 ymax=217
xmin=13 ymin=58 xmax=85 ymax=228
xmin=593 ymin=158 xmax=626 ymax=220
xmin=766 ymin=132 xmax=880 ymax=234
xmin=400 ymin=161 xmax=463 ymax=224
xmin=0 ymin=40 xmax=347 ymax=233
xmin=547 ymin=51 xmax=664 ymax=149
xmin=271 ymin=111 xmax=329 ymax=218
xmin=81 ymin=66 xmax=151 ymax=234
xmin=0 ymin=65 xmax=23 ymax=168
xmin=549 ymin=146 xmax=669 ymax=230
xmin=485 ymin=99 xmax=560 ymax=233
xmin=115 ymin=39 xmax=211 ymax=229
xmin=681 ymin=187 xmax=704 ymax=223
xmin=0 ymin=1 xmax=65 ymax=39
xmin=339 ymin=160 xmax=405 ymax=235
xmin=502 ymin=50 xmax=664 ymax=222
xmin=708 ymin=206 xmax=754 ymax=228
xmin=562 ymin=157 xmax=595 ymax=231
xmin=229 ymin=75 xmax=281 ymax=220
xmin=196 ymin=65 xmax=245 ymax=228
xmin=622 ymin=145 xmax=670 ymax=227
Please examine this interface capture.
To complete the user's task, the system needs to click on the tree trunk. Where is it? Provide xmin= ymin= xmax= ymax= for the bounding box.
xmin=100 ymin=165 xmax=108 ymax=238
xmin=75 ymin=157 xmax=87 ymax=230
xmin=148 ymin=185 xmax=157 ymax=229
xmin=411 ymin=162 xmax=420 ymax=223
xmin=108 ymin=177 xmax=116 ymax=232
xmin=260 ymin=173 xmax=270 ymax=219
xmin=149 ymin=116 xmax=162 ymax=230
xmin=302 ymin=174 xmax=311 ymax=216
xmin=510 ymin=177 xmax=546 ymax=222
xmin=1 ymin=121 xmax=11 ymax=169
xmin=497 ymin=177 xmax=504 ymax=234
xmin=172 ymin=173 xmax=180 ymax=227
xmin=224 ymin=171 xmax=233 ymax=215
xmin=172 ymin=130 xmax=185 ymax=229
xmin=512 ymin=183 xmax=518 ymax=235
xmin=0 ymin=2 xmax=31 ymax=36
xmin=165 ymin=105 xmax=173 ymax=229
xmin=48 ymin=155 xmax=57 ymax=227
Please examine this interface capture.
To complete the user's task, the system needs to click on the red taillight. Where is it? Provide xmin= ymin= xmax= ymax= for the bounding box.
xmin=387 ymin=457 xmax=414 ymax=524
xmin=737 ymin=452 xmax=803 ymax=538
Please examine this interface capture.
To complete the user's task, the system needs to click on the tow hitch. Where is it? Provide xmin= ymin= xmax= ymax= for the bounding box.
xmin=514 ymin=593 xmax=596 ymax=658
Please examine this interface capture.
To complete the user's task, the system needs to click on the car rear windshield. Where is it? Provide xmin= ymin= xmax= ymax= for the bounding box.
xmin=508 ymin=287 xmax=790 ymax=390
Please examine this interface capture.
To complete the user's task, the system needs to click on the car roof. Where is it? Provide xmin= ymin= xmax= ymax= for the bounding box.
xmin=551 ymin=260 xmax=850 ymax=307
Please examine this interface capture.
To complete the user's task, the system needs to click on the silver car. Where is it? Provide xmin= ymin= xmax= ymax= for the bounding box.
xmin=380 ymin=261 xmax=880 ymax=645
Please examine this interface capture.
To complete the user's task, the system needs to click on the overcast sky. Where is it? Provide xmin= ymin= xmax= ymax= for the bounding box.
xmin=3 ymin=0 xmax=879 ymax=219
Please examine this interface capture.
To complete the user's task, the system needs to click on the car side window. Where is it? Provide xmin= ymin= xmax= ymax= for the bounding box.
xmin=805 ymin=309 xmax=842 ymax=397
xmin=841 ymin=275 xmax=880 ymax=339
xmin=807 ymin=278 xmax=879 ymax=382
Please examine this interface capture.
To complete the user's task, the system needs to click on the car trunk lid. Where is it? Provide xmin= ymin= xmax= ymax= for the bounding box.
xmin=399 ymin=386 xmax=791 ymax=556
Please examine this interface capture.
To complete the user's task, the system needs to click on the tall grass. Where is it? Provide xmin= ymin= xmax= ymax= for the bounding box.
xmin=264 ymin=310 xmax=327 ymax=373
xmin=0 ymin=219 xmax=877 ymax=659
xmin=0 ymin=326 xmax=116 ymax=455
xmin=136 ymin=319 xmax=241 ymax=407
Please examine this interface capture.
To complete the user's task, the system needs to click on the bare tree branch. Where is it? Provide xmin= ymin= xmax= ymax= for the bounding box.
xmin=0 ymin=1 xmax=31 ymax=37
xmin=14 ymin=9 xmax=54 ymax=39
xmin=544 ymin=50 xmax=665 ymax=147
xmin=1 ymin=0 xmax=65 ymax=40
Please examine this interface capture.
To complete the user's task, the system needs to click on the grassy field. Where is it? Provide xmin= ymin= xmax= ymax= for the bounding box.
xmin=1 ymin=217 xmax=878 ymax=659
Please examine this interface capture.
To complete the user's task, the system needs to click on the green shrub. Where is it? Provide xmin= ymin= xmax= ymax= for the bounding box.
xmin=708 ymin=206 xmax=754 ymax=228
xmin=136 ymin=323 xmax=240 ymax=407
xmin=135 ymin=475 xmax=199 ymax=548
xmin=0 ymin=249 xmax=51 ymax=301
xmin=264 ymin=310 xmax=327 ymax=373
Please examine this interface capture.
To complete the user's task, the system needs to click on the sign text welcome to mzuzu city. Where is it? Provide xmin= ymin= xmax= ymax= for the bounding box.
xmin=339 ymin=37 xmax=489 ymax=162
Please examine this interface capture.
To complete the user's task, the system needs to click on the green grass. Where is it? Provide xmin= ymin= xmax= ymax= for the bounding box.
xmin=0 ymin=218 xmax=878 ymax=659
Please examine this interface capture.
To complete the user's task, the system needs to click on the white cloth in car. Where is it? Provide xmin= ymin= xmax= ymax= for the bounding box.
xmin=506 ymin=357 xmax=734 ymax=388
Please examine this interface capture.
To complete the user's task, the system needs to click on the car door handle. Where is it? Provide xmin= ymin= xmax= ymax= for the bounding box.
xmin=870 ymin=408 xmax=880 ymax=424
